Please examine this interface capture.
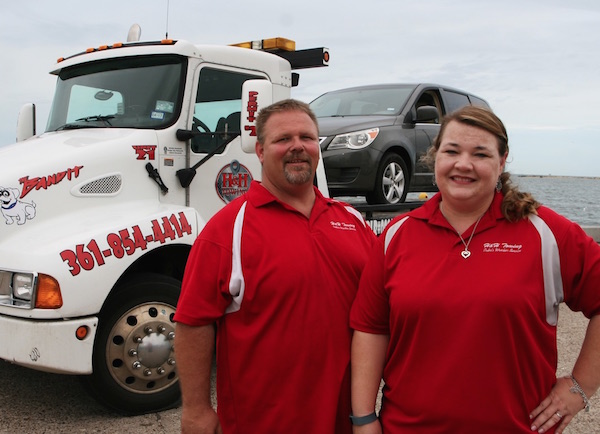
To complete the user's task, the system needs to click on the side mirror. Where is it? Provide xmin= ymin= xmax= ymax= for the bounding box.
xmin=240 ymin=80 xmax=273 ymax=153
xmin=16 ymin=103 xmax=36 ymax=142
xmin=415 ymin=105 xmax=439 ymax=123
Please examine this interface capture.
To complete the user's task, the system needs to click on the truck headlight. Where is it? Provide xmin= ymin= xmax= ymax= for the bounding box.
xmin=327 ymin=128 xmax=379 ymax=150
xmin=0 ymin=270 xmax=62 ymax=309
xmin=13 ymin=273 xmax=35 ymax=300
xmin=0 ymin=271 xmax=11 ymax=297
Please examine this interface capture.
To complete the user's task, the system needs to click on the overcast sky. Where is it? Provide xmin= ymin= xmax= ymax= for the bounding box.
xmin=1 ymin=0 xmax=599 ymax=177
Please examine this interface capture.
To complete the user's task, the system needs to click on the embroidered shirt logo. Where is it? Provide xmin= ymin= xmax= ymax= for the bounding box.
xmin=330 ymin=221 xmax=356 ymax=231
xmin=483 ymin=242 xmax=523 ymax=253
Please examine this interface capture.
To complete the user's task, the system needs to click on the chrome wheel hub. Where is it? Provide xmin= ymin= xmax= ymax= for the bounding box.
xmin=105 ymin=302 xmax=177 ymax=394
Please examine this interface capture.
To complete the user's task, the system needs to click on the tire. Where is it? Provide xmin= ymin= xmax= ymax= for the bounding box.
xmin=82 ymin=273 xmax=181 ymax=414
xmin=366 ymin=153 xmax=409 ymax=204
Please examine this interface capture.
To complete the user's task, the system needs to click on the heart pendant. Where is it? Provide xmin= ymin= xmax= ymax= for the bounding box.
xmin=461 ymin=250 xmax=471 ymax=259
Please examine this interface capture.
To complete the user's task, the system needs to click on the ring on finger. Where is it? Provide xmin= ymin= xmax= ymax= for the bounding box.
xmin=555 ymin=411 xmax=562 ymax=419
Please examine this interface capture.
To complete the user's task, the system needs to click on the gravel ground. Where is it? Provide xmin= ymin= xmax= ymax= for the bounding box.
xmin=0 ymin=306 xmax=597 ymax=433
xmin=554 ymin=307 xmax=599 ymax=433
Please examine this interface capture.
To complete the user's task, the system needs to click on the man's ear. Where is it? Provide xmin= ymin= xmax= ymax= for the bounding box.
xmin=255 ymin=141 xmax=264 ymax=164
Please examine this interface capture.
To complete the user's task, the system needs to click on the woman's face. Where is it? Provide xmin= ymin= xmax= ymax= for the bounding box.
xmin=435 ymin=120 xmax=507 ymax=213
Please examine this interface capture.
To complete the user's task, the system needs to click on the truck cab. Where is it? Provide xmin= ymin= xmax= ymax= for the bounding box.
xmin=0 ymin=36 xmax=328 ymax=414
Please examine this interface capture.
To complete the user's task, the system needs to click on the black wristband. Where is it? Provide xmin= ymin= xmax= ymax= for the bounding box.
xmin=349 ymin=412 xmax=378 ymax=426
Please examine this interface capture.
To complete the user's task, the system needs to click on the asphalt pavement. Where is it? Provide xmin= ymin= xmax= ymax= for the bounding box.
xmin=0 ymin=307 xmax=597 ymax=433
xmin=0 ymin=361 xmax=182 ymax=433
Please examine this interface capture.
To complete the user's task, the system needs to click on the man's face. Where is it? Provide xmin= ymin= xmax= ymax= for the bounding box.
xmin=256 ymin=110 xmax=320 ymax=194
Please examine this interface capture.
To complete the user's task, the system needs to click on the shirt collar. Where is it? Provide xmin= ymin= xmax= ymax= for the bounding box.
xmin=248 ymin=180 xmax=332 ymax=210
xmin=410 ymin=191 xmax=505 ymax=229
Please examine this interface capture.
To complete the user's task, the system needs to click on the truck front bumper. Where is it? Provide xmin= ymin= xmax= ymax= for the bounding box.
xmin=0 ymin=315 xmax=98 ymax=374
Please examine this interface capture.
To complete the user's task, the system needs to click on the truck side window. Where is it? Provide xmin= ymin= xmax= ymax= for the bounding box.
xmin=192 ymin=68 xmax=261 ymax=154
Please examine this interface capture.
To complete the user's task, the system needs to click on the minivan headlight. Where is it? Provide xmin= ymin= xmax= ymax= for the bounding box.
xmin=328 ymin=128 xmax=379 ymax=150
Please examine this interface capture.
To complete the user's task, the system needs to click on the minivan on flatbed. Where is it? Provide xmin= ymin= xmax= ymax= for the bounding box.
xmin=310 ymin=83 xmax=490 ymax=204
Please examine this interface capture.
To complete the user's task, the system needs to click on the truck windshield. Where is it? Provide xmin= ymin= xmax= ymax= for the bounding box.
xmin=46 ymin=55 xmax=185 ymax=131
xmin=310 ymin=86 xmax=415 ymax=117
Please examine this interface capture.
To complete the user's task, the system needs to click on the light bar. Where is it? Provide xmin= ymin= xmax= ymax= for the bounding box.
xmin=56 ymin=40 xmax=178 ymax=63
xmin=230 ymin=37 xmax=296 ymax=52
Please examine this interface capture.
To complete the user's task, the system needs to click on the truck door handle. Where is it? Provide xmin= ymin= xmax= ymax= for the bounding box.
xmin=145 ymin=163 xmax=169 ymax=194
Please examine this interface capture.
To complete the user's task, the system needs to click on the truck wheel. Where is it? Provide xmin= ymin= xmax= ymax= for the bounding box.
xmin=83 ymin=273 xmax=181 ymax=414
xmin=367 ymin=153 xmax=409 ymax=204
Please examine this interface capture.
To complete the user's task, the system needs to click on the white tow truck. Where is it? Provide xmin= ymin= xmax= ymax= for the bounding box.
xmin=0 ymin=32 xmax=334 ymax=414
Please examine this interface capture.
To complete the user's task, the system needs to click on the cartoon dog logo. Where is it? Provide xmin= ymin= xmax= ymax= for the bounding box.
xmin=0 ymin=186 xmax=36 ymax=225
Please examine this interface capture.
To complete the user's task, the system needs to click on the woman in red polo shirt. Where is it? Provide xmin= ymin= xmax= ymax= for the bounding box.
xmin=350 ymin=106 xmax=600 ymax=434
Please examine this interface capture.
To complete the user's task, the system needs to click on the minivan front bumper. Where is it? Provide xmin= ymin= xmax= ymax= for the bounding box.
xmin=322 ymin=145 xmax=383 ymax=194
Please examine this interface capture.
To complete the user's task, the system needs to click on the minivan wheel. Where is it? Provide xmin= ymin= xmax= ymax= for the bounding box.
xmin=367 ymin=154 xmax=409 ymax=204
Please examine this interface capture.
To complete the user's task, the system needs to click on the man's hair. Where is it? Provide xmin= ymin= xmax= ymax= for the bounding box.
xmin=255 ymin=99 xmax=318 ymax=143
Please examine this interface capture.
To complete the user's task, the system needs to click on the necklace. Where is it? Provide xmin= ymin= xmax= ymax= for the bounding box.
xmin=440 ymin=203 xmax=485 ymax=259
xmin=455 ymin=214 xmax=484 ymax=258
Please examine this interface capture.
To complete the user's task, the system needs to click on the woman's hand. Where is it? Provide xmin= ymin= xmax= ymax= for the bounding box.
xmin=529 ymin=376 xmax=587 ymax=433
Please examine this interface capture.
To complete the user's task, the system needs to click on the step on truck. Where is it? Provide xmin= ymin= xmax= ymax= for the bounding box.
xmin=0 ymin=31 xmax=332 ymax=414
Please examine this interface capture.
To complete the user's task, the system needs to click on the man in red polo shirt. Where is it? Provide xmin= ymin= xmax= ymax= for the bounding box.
xmin=175 ymin=99 xmax=376 ymax=434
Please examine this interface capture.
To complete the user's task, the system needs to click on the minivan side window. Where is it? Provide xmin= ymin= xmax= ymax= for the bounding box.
xmin=414 ymin=91 xmax=442 ymax=124
xmin=443 ymin=90 xmax=471 ymax=113
xmin=469 ymin=95 xmax=490 ymax=108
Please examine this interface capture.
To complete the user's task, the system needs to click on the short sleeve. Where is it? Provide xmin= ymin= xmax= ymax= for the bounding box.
xmin=174 ymin=236 xmax=234 ymax=326
xmin=350 ymin=237 xmax=390 ymax=334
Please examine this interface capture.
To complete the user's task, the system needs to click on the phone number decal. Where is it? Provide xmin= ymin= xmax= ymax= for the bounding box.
xmin=60 ymin=212 xmax=193 ymax=276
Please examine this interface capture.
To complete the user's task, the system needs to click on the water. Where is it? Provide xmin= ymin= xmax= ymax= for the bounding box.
xmin=512 ymin=175 xmax=600 ymax=227
xmin=347 ymin=175 xmax=600 ymax=234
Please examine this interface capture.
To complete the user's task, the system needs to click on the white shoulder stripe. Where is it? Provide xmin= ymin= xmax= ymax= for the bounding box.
xmin=225 ymin=201 xmax=247 ymax=314
xmin=344 ymin=205 xmax=367 ymax=227
xmin=529 ymin=214 xmax=564 ymax=325
xmin=384 ymin=216 xmax=410 ymax=254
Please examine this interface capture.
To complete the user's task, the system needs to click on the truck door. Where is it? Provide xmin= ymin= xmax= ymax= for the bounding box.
xmin=186 ymin=67 xmax=264 ymax=223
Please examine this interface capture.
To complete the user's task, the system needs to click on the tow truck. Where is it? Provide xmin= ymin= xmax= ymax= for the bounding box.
xmin=0 ymin=31 xmax=336 ymax=414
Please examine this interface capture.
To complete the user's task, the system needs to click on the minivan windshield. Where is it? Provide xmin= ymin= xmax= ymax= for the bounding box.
xmin=46 ymin=55 xmax=185 ymax=131
xmin=310 ymin=85 xmax=416 ymax=117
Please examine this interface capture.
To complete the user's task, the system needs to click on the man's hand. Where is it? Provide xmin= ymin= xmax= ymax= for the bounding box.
xmin=181 ymin=406 xmax=222 ymax=434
